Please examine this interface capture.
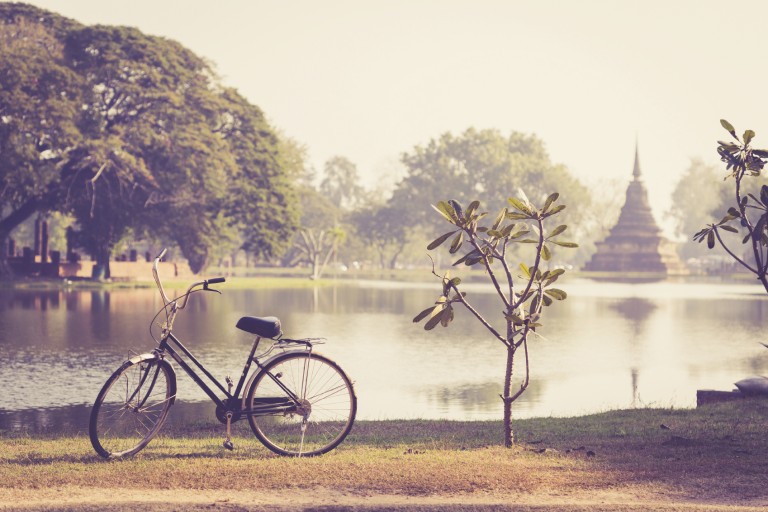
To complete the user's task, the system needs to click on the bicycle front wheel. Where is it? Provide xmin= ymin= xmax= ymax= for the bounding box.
xmin=246 ymin=352 xmax=356 ymax=456
xmin=89 ymin=357 xmax=176 ymax=458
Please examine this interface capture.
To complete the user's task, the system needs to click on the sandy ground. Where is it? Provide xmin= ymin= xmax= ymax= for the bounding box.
xmin=1 ymin=487 xmax=767 ymax=511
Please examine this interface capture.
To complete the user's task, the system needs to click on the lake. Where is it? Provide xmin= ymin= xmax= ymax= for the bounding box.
xmin=1 ymin=277 xmax=767 ymax=431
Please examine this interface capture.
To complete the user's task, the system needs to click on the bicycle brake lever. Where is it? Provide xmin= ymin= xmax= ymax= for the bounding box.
xmin=204 ymin=287 xmax=222 ymax=295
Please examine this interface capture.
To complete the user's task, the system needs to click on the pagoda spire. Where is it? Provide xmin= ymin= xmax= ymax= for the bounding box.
xmin=632 ymin=139 xmax=641 ymax=180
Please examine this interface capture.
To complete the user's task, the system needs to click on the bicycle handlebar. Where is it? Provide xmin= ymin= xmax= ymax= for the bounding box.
xmin=152 ymin=248 xmax=226 ymax=310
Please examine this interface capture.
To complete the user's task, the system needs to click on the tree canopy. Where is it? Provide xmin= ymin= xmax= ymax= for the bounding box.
xmin=0 ymin=3 xmax=297 ymax=276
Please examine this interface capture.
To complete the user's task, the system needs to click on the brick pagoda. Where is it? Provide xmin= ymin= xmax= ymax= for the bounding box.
xmin=583 ymin=146 xmax=686 ymax=275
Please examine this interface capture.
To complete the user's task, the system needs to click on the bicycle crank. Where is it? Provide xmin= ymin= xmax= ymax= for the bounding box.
xmin=223 ymin=411 xmax=234 ymax=451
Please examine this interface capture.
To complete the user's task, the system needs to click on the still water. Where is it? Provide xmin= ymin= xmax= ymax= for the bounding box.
xmin=1 ymin=278 xmax=767 ymax=431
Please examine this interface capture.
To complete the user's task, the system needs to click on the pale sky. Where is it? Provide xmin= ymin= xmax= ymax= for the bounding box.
xmin=19 ymin=0 xmax=768 ymax=236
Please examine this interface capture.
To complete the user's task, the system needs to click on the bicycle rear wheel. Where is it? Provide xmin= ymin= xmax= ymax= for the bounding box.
xmin=246 ymin=352 xmax=356 ymax=456
xmin=89 ymin=357 xmax=175 ymax=458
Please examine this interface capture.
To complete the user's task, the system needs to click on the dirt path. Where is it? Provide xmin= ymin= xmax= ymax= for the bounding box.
xmin=2 ymin=487 xmax=767 ymax=511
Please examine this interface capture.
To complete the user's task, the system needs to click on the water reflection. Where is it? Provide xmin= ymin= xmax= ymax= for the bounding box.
xmin=0 ymin=279 xmax=767 ymax=432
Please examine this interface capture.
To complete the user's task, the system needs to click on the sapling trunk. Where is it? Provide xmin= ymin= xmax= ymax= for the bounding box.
xmin=503 ymin=344 xmax=515 ymax=447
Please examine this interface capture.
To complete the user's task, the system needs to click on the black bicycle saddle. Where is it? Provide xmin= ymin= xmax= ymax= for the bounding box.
xmin=235 ymin=316 xmax=281 ymax=339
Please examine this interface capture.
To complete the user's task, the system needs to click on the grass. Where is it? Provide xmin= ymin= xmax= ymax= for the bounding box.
xmin=1 ymin=400 xmax=767 ymax=510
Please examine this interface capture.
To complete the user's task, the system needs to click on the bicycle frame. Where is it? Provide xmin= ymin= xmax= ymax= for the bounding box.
xmin=148 ymin=249 xmax=308 ymax=420
xmin=155 ymin=331 xmax=304 ymax=419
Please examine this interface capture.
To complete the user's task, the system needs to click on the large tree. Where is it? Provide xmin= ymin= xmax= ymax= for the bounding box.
xmin=0 ymin=3 xmax=297 ymax=277
xmin=390 ymin=128 xmax=593 ymax=264
xmin=0 ymin=4 xmax=82 ymax=276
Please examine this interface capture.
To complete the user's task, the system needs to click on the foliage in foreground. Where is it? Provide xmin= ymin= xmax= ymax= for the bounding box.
xmin=694 ymin=120 xmax=768 ymax=294
xmin=414 ymin=193 xmax=577 ymax=447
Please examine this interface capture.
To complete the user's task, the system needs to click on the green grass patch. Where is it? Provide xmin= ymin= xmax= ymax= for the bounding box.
xmin=1 ymin=400 xmax=767 ymax=510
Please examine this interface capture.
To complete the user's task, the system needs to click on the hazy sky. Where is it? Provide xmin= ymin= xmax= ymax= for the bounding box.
xmin=19 ymin=0 xmax=768 ymax=236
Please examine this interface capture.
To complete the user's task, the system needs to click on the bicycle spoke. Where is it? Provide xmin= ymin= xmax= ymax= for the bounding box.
xmin=90 ymin=360 xmax=174 ymax=458
xmin=248 ymin=353 xmax=356 ymax=456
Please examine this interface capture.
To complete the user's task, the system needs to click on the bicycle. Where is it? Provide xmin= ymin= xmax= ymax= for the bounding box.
xmin=88 ymin=249 xmax=357 ymax=458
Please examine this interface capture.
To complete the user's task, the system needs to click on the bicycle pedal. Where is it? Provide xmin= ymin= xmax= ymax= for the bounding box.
xmin=223 ymin=440 xmax=234 ymax=450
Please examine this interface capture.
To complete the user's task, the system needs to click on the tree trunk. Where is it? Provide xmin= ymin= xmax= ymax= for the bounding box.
xmin=389 ymin=245 xmax=404 ymax=270
xmin=502 ymin=344 xmax=516 ymax=447
xmin=95 ymin=245 xmax=111 ymax=280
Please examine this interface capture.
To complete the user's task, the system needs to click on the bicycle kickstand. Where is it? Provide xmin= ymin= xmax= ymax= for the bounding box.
xmin=223 ymin=411 xmax=234 ymax=450
xmin=223 ymin=375 xmax=234 ymax=450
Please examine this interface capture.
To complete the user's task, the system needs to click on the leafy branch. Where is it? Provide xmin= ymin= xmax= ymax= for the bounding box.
xmin=693 ymin=120 xmax=768 ymax=291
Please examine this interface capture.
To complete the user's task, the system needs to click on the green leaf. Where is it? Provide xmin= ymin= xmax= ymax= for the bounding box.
xmin=427 ymin=231 xmax=456 ymax=250
xmin=492 ymin=208 xmax=506 ymax=230
xmin=452 ymin=253 xmax=469 ymax=266
xmin=542 ymin=192 xmax=559 ymax=213
xmin=440 ymin=305 xmax=454 ymax=327
xmin=508 ymin=228 xmax=530 ymax=239
xmin=500 ymin=224 xmax=516 ymax=237
xmin=551 ymin=240 xmax=578 ymax=248
xmin=450 ymin=277 xmax=462 ymax=287
xmin=728 ymin=207 xmax=742 ymax=218
xmin=529 ymin=295 xmax=540 ymax=315
xmin=543 ymin=204 xmax=566 ymax=217
xmin=761 ymin=185 xmax=768 ymax=206
xmin=719 ymin=225 xmax=738 ymax=233
xmin=542 ymin=294 xmax=553 ymax=307
xmin=424 ymin=312 xmax=443 ymax=331
xmin=541 ymin=245 xmax=551 ymax=261
xmin=466 ymin=200 xmax=480 ymax=218
xmin=433 ymin=201 xmax=457 ymax=222
xmin=544 ymin=288 xmax=568 ymax=300
xmin=549 ymin=225 xmax=567 ymax=237
xmin=519 ymin=262 xmax=531 ymax=278
xmin=448 ymin=200 xmax=464 ymax=220
xmin=707 ymin=230 xmax=715 ymax=249
xmin=508 ymin=197 xmax=530 ymax=214
xmin=721 ymin=119 xmax=738 ymax=140
xmin=744 ymin=130 xmax=755 ymax=146
xmin=413 ymin=307 xmax=435 ymax=323
xmin=449 ymin=232 xmax=464 ymax=254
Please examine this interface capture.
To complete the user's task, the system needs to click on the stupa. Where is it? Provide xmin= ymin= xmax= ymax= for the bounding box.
xmin=583 ymin=146 xmax=686 ymax=275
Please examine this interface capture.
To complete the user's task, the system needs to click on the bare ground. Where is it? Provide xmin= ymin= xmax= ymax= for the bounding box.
xmin=2 ymin=486 xmax=767 ymax=512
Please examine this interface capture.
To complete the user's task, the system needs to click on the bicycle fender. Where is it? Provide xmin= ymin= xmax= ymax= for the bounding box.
xmin=126 ymin=352 xmax=177 ymax=406
xmin=128 ymin=352 xmax=161 ymax=364
xmin=240 ymin=349 xmax=314 ymax=409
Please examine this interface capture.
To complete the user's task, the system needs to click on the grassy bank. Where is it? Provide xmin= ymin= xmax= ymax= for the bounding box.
xmin=1 ymin=400 xmax=767 ymax=511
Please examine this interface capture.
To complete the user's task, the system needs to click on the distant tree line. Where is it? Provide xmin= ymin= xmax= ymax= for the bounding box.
xmin=1 ymin=3 xmax=604 ymax=280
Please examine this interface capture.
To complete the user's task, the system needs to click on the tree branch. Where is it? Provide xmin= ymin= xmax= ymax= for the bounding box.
xmin=467 ymin=233 xmax=511 ymax=310
xmin=512 ymin=217 xmax=545 ymax=311
xmin=447 ymin=281 xmax=507 ymax=345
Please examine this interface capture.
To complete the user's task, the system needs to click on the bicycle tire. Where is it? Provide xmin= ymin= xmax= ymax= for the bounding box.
xmin=89 ymin=357 xmax=176 ymax=458
xmin=246 ymin=352 xmax=356 ymax=456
